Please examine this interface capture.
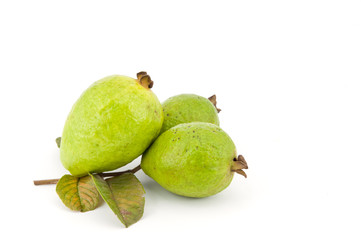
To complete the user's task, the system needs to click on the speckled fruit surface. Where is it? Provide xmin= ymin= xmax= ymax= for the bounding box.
xmin=160 ymin=94 xmax=219 ymax=134
xmin=141 ymin=122 xmax=237 ymax=198
xmin=60 ymin=74 xmax=163 ymax=176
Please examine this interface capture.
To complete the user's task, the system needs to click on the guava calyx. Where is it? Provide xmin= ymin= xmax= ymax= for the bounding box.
xmin=208 ymin=94 xmax=221 ymax=113
xmin=137 ymin=71 xmax=154 ymax=89
xmin=231 ymin=155 xmax=248 ymax=178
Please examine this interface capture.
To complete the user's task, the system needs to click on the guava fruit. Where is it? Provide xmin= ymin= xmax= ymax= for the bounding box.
xmin=141 ymin=122 xmax=247 ymax=198
xmin=160 ymin=94 xmax=221 ymax=134
xmin=60 ymin=72 xmax=163 ymax=177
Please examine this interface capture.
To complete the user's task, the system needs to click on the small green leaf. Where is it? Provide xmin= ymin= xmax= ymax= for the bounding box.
xmin=55 ymin=137 xmax=61 ymax=148
xmin=90 ymin=173 xmax=145 ymax=228
xmin=56 ymin=174 xmax=100 ymax=212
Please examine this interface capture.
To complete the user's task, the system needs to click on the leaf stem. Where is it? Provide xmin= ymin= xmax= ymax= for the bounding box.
xmin=33 ymin=165 xmax=142 ymax=186
xmin=98 ymin=165 xmax=142 ymax=178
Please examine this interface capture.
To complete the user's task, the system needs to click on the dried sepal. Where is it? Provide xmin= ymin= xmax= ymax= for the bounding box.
xmin=231 ymin=155 xmax=248 ymax=178
xmin=208 ymin=95 xmax=221 ymax=113
xmin=137 ymin=71 xmax=153 ymax=89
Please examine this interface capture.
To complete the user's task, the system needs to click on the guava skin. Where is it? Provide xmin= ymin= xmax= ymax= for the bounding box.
xmin=141 ymin=122 xmax=237 ymax=198
xmin=60 ymin=75 xmax=163 ymax=177
xmin=160 ymin=94 xmax=220 ymax=134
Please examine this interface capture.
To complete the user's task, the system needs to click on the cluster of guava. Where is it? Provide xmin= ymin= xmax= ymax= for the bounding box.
xmin=60 ymin=72 xmax=247 ymax=198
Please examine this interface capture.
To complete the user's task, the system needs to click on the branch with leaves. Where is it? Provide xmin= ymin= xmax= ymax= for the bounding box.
xmin=35 ymin=164 xmax=144 ymax=228
xmin=33 ymin=136 xmax=145 ymax=228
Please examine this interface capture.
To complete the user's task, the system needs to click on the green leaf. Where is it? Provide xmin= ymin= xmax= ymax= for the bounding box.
xmin=56 ymin=174 xmax=100 ymax=212
xmin=90 ymin=173 xmax=145 ymax=228
xmin=55 ymin=137 xmax=61 ymax=148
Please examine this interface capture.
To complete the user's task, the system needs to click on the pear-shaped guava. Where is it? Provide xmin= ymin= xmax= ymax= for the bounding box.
xmin=160 ymin=94 xmax=220 ymax=134
xmin=60 ymin=72 xmax=163 ymax=177
xmin=141 ymin=122 xmax=247 ymax=198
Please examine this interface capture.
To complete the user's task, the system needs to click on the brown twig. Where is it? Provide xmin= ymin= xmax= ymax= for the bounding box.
xmin=33 ymin=179 xmax=60 ymax=185
xmin=33 ymin=165 xmax=142 ymax=186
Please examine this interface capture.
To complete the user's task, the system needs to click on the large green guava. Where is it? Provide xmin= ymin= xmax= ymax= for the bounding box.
xmin=160 ymin=94 xmax=221 ymax=134
xmin=141 ymin=122 xmax=247 ymax=198
xmin=60 ymin=72 xmax=163 ymax=177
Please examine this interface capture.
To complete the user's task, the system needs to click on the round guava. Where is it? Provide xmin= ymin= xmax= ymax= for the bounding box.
xmin=141 ymin=122 xmax=247 ymax=198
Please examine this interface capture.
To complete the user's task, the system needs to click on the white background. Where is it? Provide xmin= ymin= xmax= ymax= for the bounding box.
xmin=0 ymin=0 xmax=360 ymax=239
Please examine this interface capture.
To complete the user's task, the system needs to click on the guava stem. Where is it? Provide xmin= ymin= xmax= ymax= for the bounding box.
xmin=33 ymin=165 xmax=142 ymax=186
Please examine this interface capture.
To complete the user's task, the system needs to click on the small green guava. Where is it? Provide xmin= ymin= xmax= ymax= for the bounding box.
xmin=160 ymin=94 xmax=221 ymax=134
xmin=141 ymin=122 xmax=247 ymax=198
xmin=60 ymin=72 xmax=163 ymax=177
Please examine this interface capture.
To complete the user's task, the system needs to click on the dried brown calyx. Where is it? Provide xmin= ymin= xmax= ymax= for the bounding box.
xmin=137 ymin=71 xmax=154 ymax=89
xmin=208 ymin=95 xmax=221 ymax=113
xmin=231 ymin=155 xmax=248 ymax=178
